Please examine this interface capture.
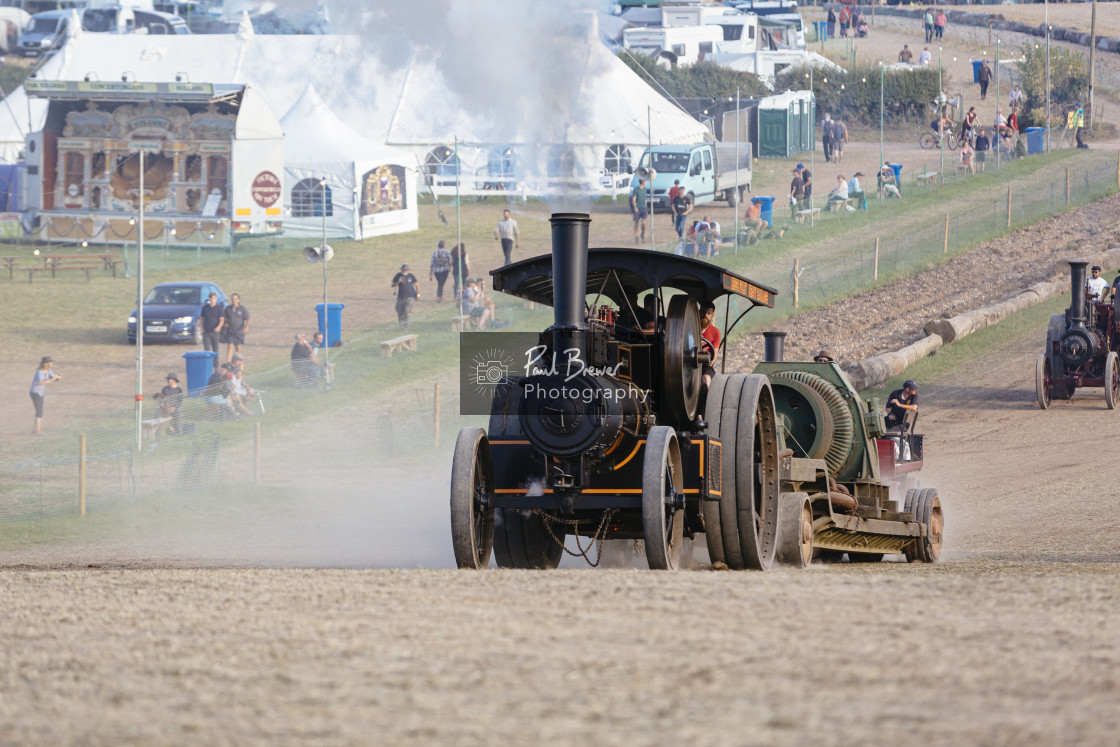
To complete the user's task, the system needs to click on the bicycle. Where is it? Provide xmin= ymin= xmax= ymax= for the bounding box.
xmin=919 ymin=129 xmax=959 ymax=151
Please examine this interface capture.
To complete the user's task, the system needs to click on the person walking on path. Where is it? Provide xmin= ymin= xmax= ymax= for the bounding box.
xmin=450 ymin=243 xmax=471 ymax=301
xmin=494 ymin=209 xmax=519 ymax=266
xmin=832 ymin=116 xmax=848 ymax=163
xmin=826 ymin=6 xmax=836 ymax=40
xmin=789 ymin=164 xmax=806 ymax=217
xmin=898 ymin=44 xmax=913 ymax=64
xmin=974 ymin=127 xmax=990 ymax=172
xmin=923 ymin=9 xmax=934 ymax=43
xmin=977 ymin=60 xmax=992 ymax=102
xmin=934 ymin=9 xmax=946 ymax=40
xmin=1072 ymin=103 xmax=1087 ymax=148
xmin=200 ymin=291 xmax=225 ymax=366
xmin=29 ymin=355 xmax=62 ymax=435
xmin=821 ymin=112 xmax=834 ymax=162
xmin=392 ymin=263 xmax=420 ymax=330
xmin=918 ymin=47 xmax=931 ymax=66
xmin=839 ymin=5 xmax=850 ymax=38
xmin=430 ymin=239 xmax=452 ymax=304
xmin=630 ymin=177 xmax=649 ymax=244
xmin=671 ymin=188 xmax=691 ymax=238
xmin=223 ymin=293 xmax=250 ymax=363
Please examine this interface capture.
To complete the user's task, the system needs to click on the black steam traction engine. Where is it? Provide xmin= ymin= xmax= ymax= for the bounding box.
xmin=1036 ymin=259 xmax=1120 ymax=409
xmin=450 ymin=213 xmax=943 ymax=570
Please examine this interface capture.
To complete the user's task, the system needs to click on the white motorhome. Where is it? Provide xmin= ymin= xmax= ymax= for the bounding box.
xmin=629 ymin=7 xmax=836 ymax=84
xmin=622 ymin=25 xmax=721 ymax=67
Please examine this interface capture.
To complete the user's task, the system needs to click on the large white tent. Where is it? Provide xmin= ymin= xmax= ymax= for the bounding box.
xmin=280 ymin=84 xmax=417 ymax=240
xmin=0 ymin=22 xmax=712 ymax=198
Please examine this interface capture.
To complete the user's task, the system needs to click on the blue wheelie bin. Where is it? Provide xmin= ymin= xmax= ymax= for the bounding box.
xmin=971 ymin=60 xmax=983 ymax=84
xmin=813 ymin=20 xmax=828 ymax=41
xmin=751 ymin=196 xmax=775 ymax=228
xmin=889 ymin=163 xmax=903 ymax=186
xmin=182 ymin=350 xmax=217 ymax=397
xmin=315 ymin=302 xmax=345 ymax=347
xmin=1024 ymin=127 xmax=1044 ymax=155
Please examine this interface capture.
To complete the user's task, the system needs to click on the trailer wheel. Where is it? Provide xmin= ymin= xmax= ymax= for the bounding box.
xmin=450 ymin=428 xmax=495 ymax=569
xmin=1036 ymin=353 xmax=1052 ymax=410
xmin=775 ymin=492 xmax=812 ymax=568
xmin=903 ymin=488 xmax=943 ymax=563
xmin=727 ymin=187 xmax=742 ymax=207
xmin=642 ymin=426 xmax=684 ymax=570
xmin=1105 ymin=351 xmax=1119 ymax=410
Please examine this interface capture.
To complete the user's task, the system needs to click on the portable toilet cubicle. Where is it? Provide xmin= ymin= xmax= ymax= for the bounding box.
xmin=757 ymin=90 xmax=815 ymax=159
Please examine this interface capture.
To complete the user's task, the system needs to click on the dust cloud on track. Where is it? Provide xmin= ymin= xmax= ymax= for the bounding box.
xmin=3 ymin=317 xmax=1120 ymax=743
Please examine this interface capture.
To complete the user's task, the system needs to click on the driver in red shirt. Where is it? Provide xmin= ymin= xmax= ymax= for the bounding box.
xmin=700 ymin=301 xmax=721 ymax=387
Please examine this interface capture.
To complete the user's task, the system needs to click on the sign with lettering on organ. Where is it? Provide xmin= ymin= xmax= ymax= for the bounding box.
xmin=251 ymin=171 xmax=281 ymax=208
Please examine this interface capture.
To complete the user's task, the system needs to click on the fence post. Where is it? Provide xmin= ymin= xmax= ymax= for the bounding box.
xmin=943 ymin=212 xmax=950 ymax=253
xmin=253 ymin=422 xmax=261 ymax=485
xmin=1066 ymin=167 xmax=1071 ymax=205
xmin=1116 ymin=150 xmax=1119 ymax=189
xmin=434 ymin=382 xmax=441 ymax=449
xmin=1006 ymin=186 xmax=1012 ymax=227
xmin=792 ymin=257 xmax=800 ymax=309
xmin=79 ymin=434 xmax=86 ymax=516
xmin=873 ymin=237 xmax=879 ymax=280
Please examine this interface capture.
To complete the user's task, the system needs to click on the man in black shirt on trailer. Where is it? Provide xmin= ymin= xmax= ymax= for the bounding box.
xmin=885 ymin=380 xmax=919 ymax=432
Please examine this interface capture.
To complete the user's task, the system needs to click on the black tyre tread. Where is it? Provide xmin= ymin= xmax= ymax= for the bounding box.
xmin=703 ymin=374 xmax=730 ymax=566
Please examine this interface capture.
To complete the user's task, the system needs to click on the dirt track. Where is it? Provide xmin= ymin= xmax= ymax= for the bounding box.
xmin=3 ymin=320 xmax=1120 ymax=743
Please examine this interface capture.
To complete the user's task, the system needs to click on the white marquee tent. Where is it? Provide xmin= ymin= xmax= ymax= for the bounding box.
xmin=280 ymin=84 xmax=417 ymax=240
xmin=0 ymin=23 xmax=712 ymax=199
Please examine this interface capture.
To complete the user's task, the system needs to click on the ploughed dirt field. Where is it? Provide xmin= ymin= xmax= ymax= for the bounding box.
xmin=3 ymin=294 xmax=1120 ymax=743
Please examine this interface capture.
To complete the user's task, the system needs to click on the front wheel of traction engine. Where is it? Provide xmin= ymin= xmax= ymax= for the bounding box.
xmin=450 ymin=428 xmax=495 ymax=569
xmin=642 ymin=426 xmax=684 ymax=570
xmin=1105 ymin=351 xmax=1119 ymax=410
xmin=1035 ymin=353 xmax=1052 ymax=410
xmin=903 ymin=488 xmax=943 ymax=563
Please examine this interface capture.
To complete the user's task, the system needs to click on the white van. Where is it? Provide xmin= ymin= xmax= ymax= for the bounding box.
xmin=18 ymin=10 xmax=69 ymax=57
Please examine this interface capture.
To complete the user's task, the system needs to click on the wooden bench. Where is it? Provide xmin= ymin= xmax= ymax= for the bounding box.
xmin=27 ymin=265 xmax=103 ymax=283
xmin=793 ymin=207 xmax=820 ymax=223
xmin=141 ymin=416 xmax=172 ymax=440
xmin=44 ymin=255 xmax=121 ymax=278
xmin=380 ymin=334 xmax=418 ymax=358
xmin=451 ymin=315 xmax=473 ymax=332
xmin=826 ymin=198 xmax=855 ymax=212
xmin=1 ymin=256 xmax=16 ymax=280
xmin=915 ymin=171 xmax=938 ymax=186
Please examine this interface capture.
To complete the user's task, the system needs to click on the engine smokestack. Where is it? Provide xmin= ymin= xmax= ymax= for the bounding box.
xmin=1069 ymin=260 xmax=1089 ymax=327
xmin=549 ymin=213 xmax=591 ymax=359
xmin=763 ymin=330 xmax=786 ymax=362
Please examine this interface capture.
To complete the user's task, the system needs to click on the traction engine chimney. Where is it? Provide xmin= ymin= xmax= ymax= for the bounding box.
xmin=549 ymin=213 xmax=591 ymax=360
